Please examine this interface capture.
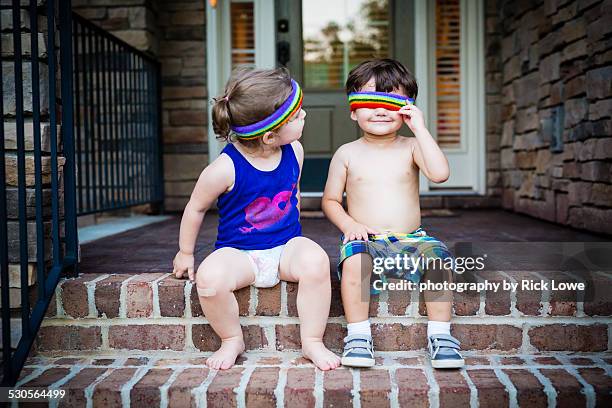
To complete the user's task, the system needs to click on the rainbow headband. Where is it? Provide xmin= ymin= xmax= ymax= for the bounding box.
xmin=231 ymin=79 xmax=303 ymax=139
xmin=348 ymin=91 xmax=415 ymax=111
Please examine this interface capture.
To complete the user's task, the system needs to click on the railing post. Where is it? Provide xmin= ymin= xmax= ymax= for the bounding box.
xmin=59 ymin=0 xmax=78 ymax=275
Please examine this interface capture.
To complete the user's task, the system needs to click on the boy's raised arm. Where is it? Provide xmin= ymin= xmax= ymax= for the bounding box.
xmin=173 ymin=155 xmax=234 ymax=280
xmin=398 ymin=103 xmax=450 ymax=183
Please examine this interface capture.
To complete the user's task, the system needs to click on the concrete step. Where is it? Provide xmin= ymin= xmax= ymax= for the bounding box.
xmin=18 ymin=350 xmax=612 ymax=407
xmin=34 ymin=271 xmax=612 ymax=354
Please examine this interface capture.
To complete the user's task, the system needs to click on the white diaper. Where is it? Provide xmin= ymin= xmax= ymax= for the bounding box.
xmin=244 ymin=244 xmax=285 ymax=288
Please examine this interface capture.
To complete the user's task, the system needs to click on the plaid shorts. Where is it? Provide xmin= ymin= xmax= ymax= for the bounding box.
xmin=337 ymin=228 xmax=453 ymax=293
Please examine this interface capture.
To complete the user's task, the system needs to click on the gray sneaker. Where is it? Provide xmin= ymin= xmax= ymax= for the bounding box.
xmin=341 ymin=334 xmax=375 ymax=367
xmin=427 ymin=333 xmax=465 ymax=369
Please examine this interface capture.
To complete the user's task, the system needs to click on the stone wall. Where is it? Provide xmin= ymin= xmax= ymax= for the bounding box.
xmin=488 ymin=0 xmax=612 ymax=234
xmin=72 ymin=0 xmax=207 ymax=212
xmin=72 ymin=0 xmax=158 ymax=54
xmin=157 ymin=0 xmax=207 ymax=212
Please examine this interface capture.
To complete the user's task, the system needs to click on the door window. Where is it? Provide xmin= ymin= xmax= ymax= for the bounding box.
xmin=231 ymin=1 xmax=255 ymax=68
xmin=302 ymin=0 xmax=391 ymax=89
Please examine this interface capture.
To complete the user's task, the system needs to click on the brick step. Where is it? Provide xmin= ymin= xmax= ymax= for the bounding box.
xmin=18 ymin=351 xmax=612 ymax=407
xmin=36 ymin=272 xmax=612 ymax=354
xmin=49 ymin=271 xmax=612 ymax=320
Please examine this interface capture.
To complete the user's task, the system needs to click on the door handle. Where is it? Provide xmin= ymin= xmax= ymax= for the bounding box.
xmin=277 ymin=40 xmax=290 ymax=66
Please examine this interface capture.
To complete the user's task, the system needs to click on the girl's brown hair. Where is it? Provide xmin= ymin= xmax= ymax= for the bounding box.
xmin=212 ymin=68 xmax=294 ymax=147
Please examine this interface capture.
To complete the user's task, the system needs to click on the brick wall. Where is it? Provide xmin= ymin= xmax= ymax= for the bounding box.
xmin=73 ymin=0 xmax=208 ymax=212
xmin=487 ymin=0 xmax=612 ymax=234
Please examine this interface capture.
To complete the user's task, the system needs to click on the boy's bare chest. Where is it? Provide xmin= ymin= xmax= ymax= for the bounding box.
xmin=347 ymin=149 xmax=417 ymax=184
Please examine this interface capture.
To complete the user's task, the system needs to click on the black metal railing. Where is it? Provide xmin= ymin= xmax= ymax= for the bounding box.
xmin=72 ymin=14 xmax=163 ymax=215
xmin=1 ymin=0 xmax=78 ymax=386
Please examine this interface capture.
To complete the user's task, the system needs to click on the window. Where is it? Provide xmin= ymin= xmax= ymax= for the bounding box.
xmin=434 ymin=0 xmax=461 ymax=147
xmin=302 ymin=0 xmax=391 ymax=89
xmin=230 ymin=1 xmax=255 ymax=68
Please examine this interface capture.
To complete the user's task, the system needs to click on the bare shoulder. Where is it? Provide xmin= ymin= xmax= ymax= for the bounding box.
xmin=398 ymin=135 xmax=417 ymax=150
xmin=203 ymin=151 xmax=235 ymax=188
xmin=290 ymin=140 xmax=304 ymax=165
xmin=333 ymin=140 xmax=360 ymax=161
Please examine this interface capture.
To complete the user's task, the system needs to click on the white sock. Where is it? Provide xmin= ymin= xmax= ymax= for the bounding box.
xmin=347 ymin=320 xmax=371 ymax=337
xmin=427 ymin=320 xmax=451 ymax=338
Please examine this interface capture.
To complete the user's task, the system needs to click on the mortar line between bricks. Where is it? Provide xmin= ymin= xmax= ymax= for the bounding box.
xmin=14 ymin=366 xmax=47 ymax=387
xmin=422 ymin=363 xmax=440 ymax=408
xmin=388 ymin=366 xmax=400 ymax=408
xmin=593 ymin=356 xmax=612 ymax=376
xmin=48 ymin=365 xmax=82 ymax=408
xmin=314 ymin=368 xmax=324 ymax=408
xmin=490 ymin=360 xmax=518 ymax=408
xmin=185 ymin=322 xmax=196 ymax=351
xmin=498 ymin=271 xmax=519 ymax=318
xmin=119 ymin=275 xmax=137 ymax=318
xmin=193 ymin=366 xmax=217 ymax=408
xmin=184 ymin=280 xmax=193 ymax=319
xmin=351 ymin=369 xmax=361 ymax=408
xmin=562 ymin=270 xmax=585 ymax=317
xmin=152 ymin=273 xmax=171 ymax=318
xmin=379 ymin=289 xmax=389 ymax=315
xmin=280 ymin=281 xmax=288 ymax=316
xmin=523 ymin=356 xmax=557 ymax=408
xmin=249 ymin=286 xmax=257 ymax=316
xmin=87 ymin=274 xmax=110 ymax=318
xmin=521 ymin=322 xmax=536 ymax=354
xmin=159 ymin=366 xmax=184 ymax=408
xmin=121 ymin=366 xmax=149 ymax=407
xmin=40 ymin=315 xmax=612 ymax=326
xmin=555 ymin=355 xmax=596 ymax=408
xmin=101 ymin=325 xmax=110 ymax=349
xmin=274 ymin=366 xmax=287 ymax=408
xmin=56 ymin=281 xmax=66 ymax=317
xmin=409 ymin=287 xmax=420 ymax=316
xmin=31 ymin=358 xmax=610 ymax=370
xmin=461 ymin=368 xmax=479 ymax=408
xmin=534 ymin=271 xmax=551 ymax=316
xmin=85 ymin=365 xmax=115 ymax=408
xmin=236 ymin=366 xmax=255 ymax=408
xmin=473 ymin=271 xmax=486 ymax=316
xmin=28 ymin=361 xmax=610 ymax=371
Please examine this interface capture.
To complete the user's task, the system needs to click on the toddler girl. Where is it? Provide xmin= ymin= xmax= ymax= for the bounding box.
xmin=173 ymin=68 xmax=340 ymax=371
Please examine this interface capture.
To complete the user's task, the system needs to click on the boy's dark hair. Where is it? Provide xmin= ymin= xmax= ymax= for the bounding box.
xmin=212 ymin=67 xmax=293 ymax=147
xmin=345 ymin=58 xmax=418 ymax=100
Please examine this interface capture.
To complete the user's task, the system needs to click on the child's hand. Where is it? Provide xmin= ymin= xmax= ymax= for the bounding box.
xmin=398 ymin=102 xmax=426 ymax=133
xmin=173 ymin=250 xmax=195 ymax=281
xmin=341 ymin=221 xmax=379 ymax=244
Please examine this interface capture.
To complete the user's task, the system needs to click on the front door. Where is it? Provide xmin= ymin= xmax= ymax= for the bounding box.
xmin=207 ymin=0 xmax=484 ymax=194
xmin=276 ymin=0 xmax=412 ymax=193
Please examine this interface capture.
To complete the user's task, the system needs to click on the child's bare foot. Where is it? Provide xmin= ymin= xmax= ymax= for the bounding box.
xmin=206 ymin=337 xmax=245 ymax=370
xmin=302 ymin=340 xmax=341 ymax=371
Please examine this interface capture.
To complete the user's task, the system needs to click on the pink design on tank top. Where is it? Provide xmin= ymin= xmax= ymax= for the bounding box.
xmin=239 ymin=183 xmax=296 ymax=233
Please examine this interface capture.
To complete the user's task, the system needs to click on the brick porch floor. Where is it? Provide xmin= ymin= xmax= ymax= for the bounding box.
xmin=78 ymin=209 xmax=610 ymax=275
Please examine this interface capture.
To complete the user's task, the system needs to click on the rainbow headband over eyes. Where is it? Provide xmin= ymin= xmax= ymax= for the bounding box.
xmin=230 ymin=79 xmax=303 ymax=139
xmin=348 ymin=91 xmax=415 ymax=111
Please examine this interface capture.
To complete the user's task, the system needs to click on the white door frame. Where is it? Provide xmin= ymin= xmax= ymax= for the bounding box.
xmin=414 ymin=0 xmax=486 ymax=195
xmin=206 ymin=0 xmax=276 ymax=161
